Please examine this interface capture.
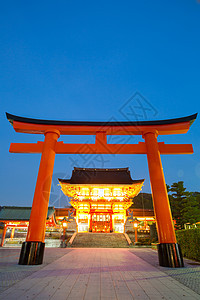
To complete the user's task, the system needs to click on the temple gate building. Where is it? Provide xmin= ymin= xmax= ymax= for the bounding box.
xmin=59 ymin=167 xmax=144 ymax=233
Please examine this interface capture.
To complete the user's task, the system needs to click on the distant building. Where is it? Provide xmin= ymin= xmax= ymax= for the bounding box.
xmin=59 ymin=167 xmax=146 ymax=233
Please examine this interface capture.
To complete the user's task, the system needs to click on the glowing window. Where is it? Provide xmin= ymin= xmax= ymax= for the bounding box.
xmin=79 ymin=204 xmax=89 ymax=210
xmin=106 ymin=215 xmax=110 ymax=221
xmin=97 ymin=205 xmax=104 ymax=209
xmin=104 ymin=189 xmax=110 ymax=197
xmin=99 ymin=189 xmax=104 ymax=197
xmin=81 ymin=188 xmax=89 ymax=196
xmin=92 ymin=188 xmax=98 ymax=196
xmin=113 ymin=189 xmax=122 ymax=197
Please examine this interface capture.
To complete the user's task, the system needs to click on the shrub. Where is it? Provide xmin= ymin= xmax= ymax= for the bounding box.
xmin=6 ymin=240 xmax=19 ymax=244
xmin=176 ymin=229 xmax=200 ymax=261
xmin=126 ymin=230 xmax=134 ymax=234
xmin=138 ymin=237 xmax=151 ymax=245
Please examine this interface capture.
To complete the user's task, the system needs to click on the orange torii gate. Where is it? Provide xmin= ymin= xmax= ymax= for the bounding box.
xmin=6 ymin=112 xmax=197 ymax=267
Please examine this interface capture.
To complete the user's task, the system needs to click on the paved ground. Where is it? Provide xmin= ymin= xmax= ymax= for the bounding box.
xmin=0 ymin=247 xmax=200 ymax=300
xmin=130 ymin=248 xmax=200 ymax=296
xmin=0 ymin=248 xmax=68 ymax=293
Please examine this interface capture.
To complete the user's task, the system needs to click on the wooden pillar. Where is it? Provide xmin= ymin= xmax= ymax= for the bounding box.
xmin=89 ymin=213 xmax=93 ymax=232
xmin=144 ymin=219 xmax=147 ymax=230
xmin=19 ymin=130 xmax=60 ymax=265
xmin=0 ymin=224 xmax=7 ymax=247
xmin=10 ymin=227 xmax=15 ymax=239
xmin=134 ymin=226 xmax=138 ymax=243
xmin=110 ymin=214 xmax=113 ymax=232
xmin=63 ymin=228 xmax=66 ymax=239
xmin=143 ymin=131 xmax=184 ymax=267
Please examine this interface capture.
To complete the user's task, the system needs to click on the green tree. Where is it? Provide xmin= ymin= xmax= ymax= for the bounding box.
xmin=168 ymin=181 xmax=200 ymax=229
xmin=168 ymin=181 xmax=186 ymax=229
xmin=181 ymin=193 xmax=200 ymax=226
xmin=193 ymin=192 xmax=200 ymax=209
xmin=130 ymin=193 xmax=153 ymax=209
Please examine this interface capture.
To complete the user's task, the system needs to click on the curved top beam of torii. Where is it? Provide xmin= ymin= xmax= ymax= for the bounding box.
xmin=6 ymin=112 xmax=197 ymax=136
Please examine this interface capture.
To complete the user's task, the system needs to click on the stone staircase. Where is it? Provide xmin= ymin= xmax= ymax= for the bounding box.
xmin=70 ymin=233 xmax=129 ymax=248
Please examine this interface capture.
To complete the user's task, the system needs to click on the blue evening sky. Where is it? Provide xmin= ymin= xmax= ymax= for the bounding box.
xmin=0 ymin=1 xmax=199 ymax=207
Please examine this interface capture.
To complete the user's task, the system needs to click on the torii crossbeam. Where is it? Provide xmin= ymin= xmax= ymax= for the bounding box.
xmin=6 ymin=112 xmax=197 ymax=267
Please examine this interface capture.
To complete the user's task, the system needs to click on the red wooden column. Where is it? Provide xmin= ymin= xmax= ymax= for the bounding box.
xmin=0 ymin=224 xmax=7 ymax=247
xmin=10 ymin=227 xmax=15 ymax=239
xmin=19 ymin=130 xmax=60 ymax=265
xmin=143 ymin=131 xmax=184 ymax=267
xmin=89 ymin=213 xmax=93 ymax=232
xmin=110 ymin=213 xmax=113 ymax=232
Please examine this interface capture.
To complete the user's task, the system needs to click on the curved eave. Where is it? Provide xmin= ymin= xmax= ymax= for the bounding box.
xmin=58 ymin=178 xmax=145 ymax=185
xmin=6 ymin=112 xmax=198 ymax=127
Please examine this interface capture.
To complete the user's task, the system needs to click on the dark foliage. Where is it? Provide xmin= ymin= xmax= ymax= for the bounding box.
xmin=167 ymin=181 xmax=200 ymax=229
xmin=176 ymin=229 xmax=200 ymax=261
xmin=130 ymin=193 xmax=153 ymax=209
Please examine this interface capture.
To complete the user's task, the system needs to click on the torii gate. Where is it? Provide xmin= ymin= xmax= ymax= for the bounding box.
xmin=6 ymin=112 xmax=197 ymax=267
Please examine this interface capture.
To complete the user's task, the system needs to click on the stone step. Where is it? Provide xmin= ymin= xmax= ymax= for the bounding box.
xmin=71 ymin=233 xmax=129 ymax=248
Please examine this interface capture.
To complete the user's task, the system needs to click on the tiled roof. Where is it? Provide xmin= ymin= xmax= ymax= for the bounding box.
xmin=58 ymin=167 xmax=144 ymax=184
xmin=0 ymin=206 xmax=55 ymax=221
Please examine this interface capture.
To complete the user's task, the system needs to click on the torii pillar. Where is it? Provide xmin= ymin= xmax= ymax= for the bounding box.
xmin=143 ymin=131 xmax=183 ymax=267
xmin=0 ymin=224 xmax=7 ymax=247
xmin=19 ymin=130 xmax=60 ymax=265
xmin=6 ymin=112 xmax=197 ymax=267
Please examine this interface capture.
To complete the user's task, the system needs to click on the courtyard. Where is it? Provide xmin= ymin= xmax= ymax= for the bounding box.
xmin=0 ymin=247 xmax=200 ymax=299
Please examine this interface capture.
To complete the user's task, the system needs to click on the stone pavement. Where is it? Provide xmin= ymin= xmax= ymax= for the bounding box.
xmin=0 ymin=247 xmax=200 ymax=300
xmin=130 ymin=248 xmax=200 ymax=296
xmin=0 ymin=248 xmax=69 ymax=294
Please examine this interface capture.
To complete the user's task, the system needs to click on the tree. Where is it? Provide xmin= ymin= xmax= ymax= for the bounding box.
xmin=130 ymin=193 xmax=153 ymax=209
xmin=181 ymin=193 xmax=200 ymax=226
xmin=193 ymin=192 xmax=200 ymax=210
xmin=168 ymin=181 xmax=200 ymax=229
